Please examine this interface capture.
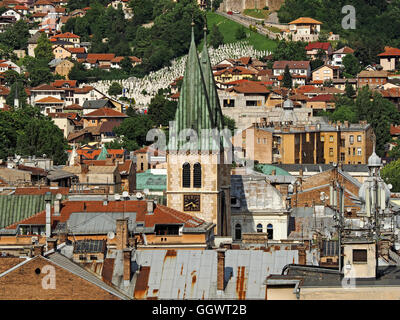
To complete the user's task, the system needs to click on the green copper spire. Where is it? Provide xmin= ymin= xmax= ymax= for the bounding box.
xmin=200 ymin=24 xmax=224 ymax=131
xmin=97 ymin=145 xmax=109 ymax=160
xmin=170 ymin=22 xmax=220 ymax=152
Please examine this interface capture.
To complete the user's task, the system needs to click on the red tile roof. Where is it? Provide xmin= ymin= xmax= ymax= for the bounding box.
xmin=64 ymin=103 xmax=83 ymax=110
xmin=273 ymin=61 xmax=310 ymax=70
xmin=14 ymin=187 xmax=69 ymax=195
xmin=390 ymin=125 xmax=400 ymax=136
xmin=378 ymin=47 xmax=400 ymax=57
xmin=0 ymin=85 xmax=10 ymax=96
xmin=51 ymin=80 xmax=77 ymax=88
xmin=83 ymin=107 xmax=127 ymax=118
xmin=67 ymin=47 xmax=85 ymax=54
xmin=35 ymin=96 xmax=64 ymax=103
xmin=229 ymin=81 xmax=270 ymax=94
xmin=307 ymin=94 xmax=334 ymax=102
xmin=289 ymin=17 xmax=322 ymax=25
xmin=305 ymin=42 xmax=331 ymax=51
xmin=6 ymin=200 xmax=207 ymax=230
xmin=52 ymin=32 xmax=80 ymax=39
xmin=86 ymin=53 xmax=115 ymax=61
xmin=30 ymin=84 xmax=63 ymax=91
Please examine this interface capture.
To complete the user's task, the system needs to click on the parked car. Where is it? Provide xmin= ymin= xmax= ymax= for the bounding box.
xmin=227 ymin=11 xmax=233 ymax=15
xmin=232 ymin=10 xmax=240 ymax=14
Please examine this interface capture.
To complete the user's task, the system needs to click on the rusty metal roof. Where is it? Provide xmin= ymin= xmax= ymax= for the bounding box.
xmin=133 ymin=249 xmax=298 ymax=300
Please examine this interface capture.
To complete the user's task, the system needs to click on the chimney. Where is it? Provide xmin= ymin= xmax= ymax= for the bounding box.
xmin=33 ymin=244 xmax=44 ymax=257
xmin=47 ymin=238 xmax=58 ymax=251
xmin=146 ymin=200 xmax=154 ymax=215
xmin=298 ymin=245 xmax=306 ymax=265
xmin=45 ymin=192 xmax=52 ymax=238
xmin=217 ymin=248 xmax=227 ymax=292
xmin=58 ymin=231 xmax=68 ymax=244
xmin=54 ymin=197 xmax=61 ymax=216
xmin=123 ymin=248 xmax=132 ymax=286
xmin=116 ymin=218 xmax=128 ymax=250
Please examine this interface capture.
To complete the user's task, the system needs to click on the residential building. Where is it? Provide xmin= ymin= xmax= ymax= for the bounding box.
xmin=311 ymin=65 xmax=339 ymax=84
xmin=306 ymin=94 xmax=336 ymax=115
xmin=305 ymin=42 xmax=332 ymax=61
xmin=213 ymin=66 xmax=257 ymax=83
xmin=82 ymin=107 xmax=127 ymax=128
xmin=331 ymin=46 xmax=354 ymax=67
xmin=287 ymin=17 xmax=322 ymax=42
xmin=272 ymin=61 xmax=311 ymax=83
xmin=48 ymin=112 xmax=80 ymax=139
xmin=378 ymin=47 xmax=400 ymax=71
xmin=357 ymin=70 xmax=388 ymax=88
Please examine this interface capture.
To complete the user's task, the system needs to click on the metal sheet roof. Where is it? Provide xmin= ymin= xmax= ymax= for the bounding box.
xmin=133 ymin=249 xmax=298 ymax=300
xmin=67 ymin=212 xmax=136 ymax=235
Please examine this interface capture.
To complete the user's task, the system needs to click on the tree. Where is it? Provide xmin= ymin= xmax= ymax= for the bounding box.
xmin=209 ymin=24 xmax=224 ymax=49
xmin=272 ymin=40 xmax=307 ymax=61
xmin=6 ymin=81 xmax=28 ymax=108
xmin=34 ymin=33 xmax=54 ymax=62
xmin=235 ymin=26 xmax=246 ymax=40
xmin=223 ymin=115 xmax=236 ymax=135
xmin=381 ymin=159 xmax=400 ymax=192
xmin=389 ymin=143 xmax=400 ymax=160
xmin=120 ymin=56 xmax=134 ymax=74
xmin=147 ymin=92 xmax=177 ymax=127
xmin=282 ymin=65 xmax=292 ymax=88
xmin=108 ymin=82 xmax=123 ymax=96
xmin=342 ymin=54 xmax=361 ymax=77
xmin=345 ymin=81 xmax=356 ymax=98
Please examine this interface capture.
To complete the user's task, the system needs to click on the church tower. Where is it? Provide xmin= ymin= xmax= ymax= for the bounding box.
xmin=166 ymin=24 xmax=231 ymax=236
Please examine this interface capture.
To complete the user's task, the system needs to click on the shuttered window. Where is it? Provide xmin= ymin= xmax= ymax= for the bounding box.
xmin=193 ymin=163 xmax=201 ymax=188
xmin=353 ymin=249 xmax=367 ymax=263
xmin=182 ymin=163 xmax=190 ymax=188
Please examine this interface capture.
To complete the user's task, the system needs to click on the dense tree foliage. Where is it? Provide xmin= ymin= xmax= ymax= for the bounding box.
xmin=108 ymin=82 xmax=123 ymax=96
xmin=272 ymin=40 xmax=307 ymax=61
xmin=282 ymin=65 xmax=292 ymax=88
xmin=0 ymin=107 xmax=68 ymax=164
xmin=381 ymin=159 xmax=400 ymax=192
xmin=0 ymin=20 xmax=30 ymax=54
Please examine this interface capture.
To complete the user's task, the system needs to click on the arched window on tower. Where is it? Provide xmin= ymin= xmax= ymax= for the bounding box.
xmin=256 ymin=223 xmax=263 ymax=233
xmin=235 ymin=223 xmax=241 ymax=240
xmin=182 ymin=163 xmax=190 ymax=188
xmin=193 ymin=163 xmax=202 ymax=188
xmin=267 ymin=224 xmax=273 ymax=239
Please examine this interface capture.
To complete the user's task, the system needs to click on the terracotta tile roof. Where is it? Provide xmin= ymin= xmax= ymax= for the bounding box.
xmin=35 ymin=96 xmax=64 ymax=103
xmin=64 ymin=103 xmax=83 ymax=110
xmin=358 ymin=70 xmax=388 ymax=78
xmin=224 ymin=79 xmax=251 ymax=85
xmin=390 ymin=125 xmax=400 ymax=136
xmin=73 ymin=86 xmax=94 ymax=94
xmin=238 ymin=56 xmax=251 ymax=65
xmin=34 ymin=0 xmax=54 ymax=5
xmin=296 ymin=85 xmax=318 ymax=93
xmin=273 ymin=60 xmax=310 ymax=70
xmin=170 ymin=92 xmax=180 ymax=99
xmin=134 ymin=145 xmax=166 ymax=156
xmin=67 ymin=47 xmax=85 ymax=54
xmin=0 ymin=85 xmax=10 ymax=96
xmin=378 ymin=46 xmax=400 ymax=57
xmin=86 ymin=53 xmax=115 ymax=61
xmin=379 ymin=87 xmax=400 ymax=98
xmin=117 ymin=160 xmax=132 ymax=175
xmin=51 ymin=80 xmax=77 ymax=88
xmin=229 ymin=81 xmax=270 ymax=94
xmin=14 ymin=187 xmax=69 ymax=195
xmin=30 ymin=84 xmax=63 ymax=91
xmin=333 ymin=46 xmax=354 ymax=55
xmin=305 ymin=42 xmax=331 ymax=51
xmin=32 ymin=12 xmax=47 ymax=17
xmin=83 ymin=107 xmax=127 ymax=118
xmin=307 ymin=94 xmax=334 ymax=102
xmin=289 ymin=17 xmax=322 ymax=25
xmin=48 ymin=112 xmax=78 ymax=119
xmin=6 ymin=200 xmax=207 ymax=230
xmin=214 ymin=66 xmax=257 ymax=76
xmin=14 ymin=5 xmax=28 ymax=10
xmin=53 ymin=32 xmax=80 ymax=39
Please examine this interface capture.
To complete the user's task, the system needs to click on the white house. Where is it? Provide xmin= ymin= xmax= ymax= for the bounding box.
xmin=331 ymin=46 xmax=354 ymax=67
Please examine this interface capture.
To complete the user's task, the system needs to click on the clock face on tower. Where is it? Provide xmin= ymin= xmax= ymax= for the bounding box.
xmin=183 ymin=194 xmax=200 ymax=212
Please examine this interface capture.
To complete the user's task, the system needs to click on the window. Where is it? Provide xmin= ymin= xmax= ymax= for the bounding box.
xmin=267 ymin=224 xmax=273 ymax=239
xmin=256 ymin=224 xmax=263 ymax=233
xmin=340 ymin=152 xmax=345 ymax=161
xmin=257 ymin=138 xmax=261 ymax=144
xmin=349 ymin=135 xmax=354 ymax=144
xmin=329 ymin=148 xmax=334 ymax=157
xmin=193 ymin=163 xmax=201 ymax=188
xmin=182 ymin=163 xmax=190 ymax=188
xmin=329 ymin=135 xmax=333 ymax=142
xmin=246 ymin=100 xmax=258 ymax=107
xmin=155 ymin=224 xmax=180 ymax=235
xmin=79 ymin=255 xmax=87 ymax=261
xmin=357 ymin=148 xmax=362 ymax=156
xmin=321 ymin=135 xmax=324 ymax=142
xmin=357 ymin=135 xmax=362 ymax=142
xmin=263 ymin=138 xmax=266 ymax=144
xmin=235 ymin=224 xmax=241 ymax=240
xmin=353 ymin=148 xmax=355 ymax=156
xmin=340 ymin=139 xmax=345 ymax=147
xmin=353 ymin=249 xmax=367 ymax=263
xmin=90 ymin=255 xmax=97 ymax=260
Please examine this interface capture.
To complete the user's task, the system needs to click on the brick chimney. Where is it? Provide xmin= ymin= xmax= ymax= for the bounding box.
xmin=217 ymin=249 xmax=227 ymax=292
xmin=116 ymin=218 xmax=128 ymax=250
xmin=47 ymin=238 xmax=58 ymax=251
xmin=33 ymin=245 xmax=44 ymax=257
xmin=298 ymin=245 xmax=306 ymax=265
xmin=123 ymin=248 xmax=132 ymax=286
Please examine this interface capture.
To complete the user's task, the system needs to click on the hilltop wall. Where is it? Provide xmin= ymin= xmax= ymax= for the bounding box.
xmin=218 ymin=0 xmax=285 ymax=12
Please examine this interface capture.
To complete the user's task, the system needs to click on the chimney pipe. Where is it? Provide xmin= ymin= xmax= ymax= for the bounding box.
xmin=146 ymin=200 xmax=154 ymax=215
xmin=116 ymin=218 xmax=128 ymax=250
xmin=217 ymin=248 xmax=227 ymax=292
xmin=47 ymin=238 xmax=58 ymax=251
xmin=45 ymin=192 xmax=52 ymax=238
xmin=123 ymin=248 xmax=132 ymax=286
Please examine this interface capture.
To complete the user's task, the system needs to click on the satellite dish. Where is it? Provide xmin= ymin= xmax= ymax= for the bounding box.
xmin=143 ymin=188 xmax=149 ymax=195
xmin=56 ymin=193 xmax=62 ymax=200
xmin=114 ymin=194 xmax=121 ymax=201
xmin=107 ymin=231 xmax=115 ymax=240
xmin=136 ymin=192 xmax=143 ymax=199
xmin=388 ymin=184 xmax=393 ymax=190
xmin=320 ymin=192 xmax=326 ymax=202
xmin=122 ymin=191 xmax=129 ymax=198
